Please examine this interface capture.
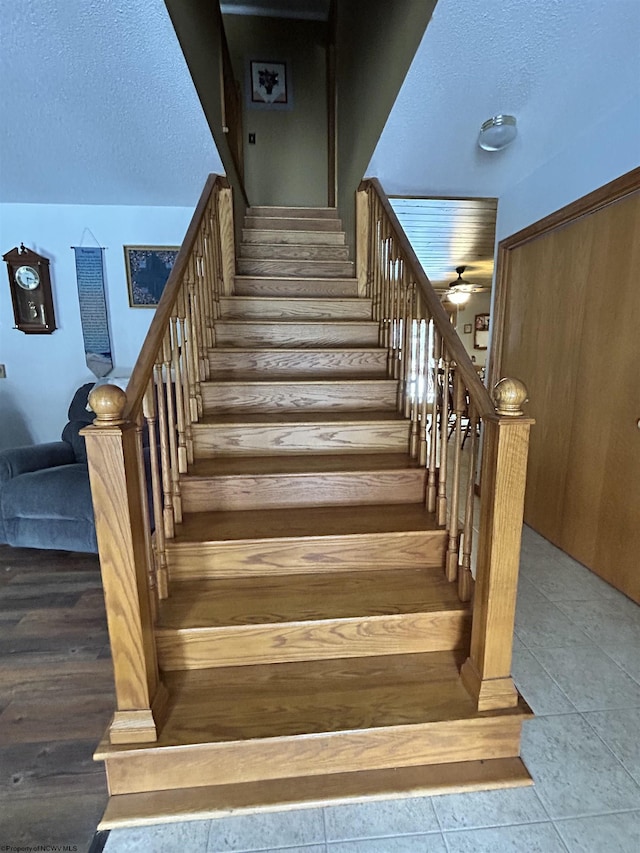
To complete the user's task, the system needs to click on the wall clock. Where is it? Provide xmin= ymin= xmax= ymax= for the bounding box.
xmin=3 ymin=243 xmax=57 ymax=334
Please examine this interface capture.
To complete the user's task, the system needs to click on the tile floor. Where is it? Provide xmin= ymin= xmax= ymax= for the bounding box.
xmin=103 ymin=526 xmax=640 ymax=853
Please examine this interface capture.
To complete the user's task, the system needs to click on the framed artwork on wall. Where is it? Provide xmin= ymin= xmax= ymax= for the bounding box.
xmin=474 ymin=313 xmax=490 ymax=349
xmin=124 ymin=246 xmax=179 ymax=308
xmin=249 ymin=60 xmax=289 ymax=106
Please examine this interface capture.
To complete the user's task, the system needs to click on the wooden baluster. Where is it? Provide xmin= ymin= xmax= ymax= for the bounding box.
xmin=418 ymin=315 xmax=429 ymax=468
xmin=170 ymin=312 xmax=188 ymax=474
xmin=83 ymin=385 xmax=167 ymax=744
xmin=163 ymin=329 xmax=182 ymax=525
xmin=446 ymin=370 xmax=465 ymax=581
xmin=373 ymin=211 xmax=383 ymax=326
xmin=153 ymin=358 xmax=175 ymax=540
xmin=461 ymin=378 xmax=533 ymax=711
xmin=397 ymin=274 xmax=409 ymax=412
xmin=134 ymin=410 xmax=157 ymax=617
xmin=427 ymin=326 xmax=440 ymax=513
xmin=177 ymin=288 xmax=197 ymax=449
xmin=143 ymin=381 xmax=168 ymax=599
xmin=186 ymin=271 xmax=203 ymax=418
xmin=387 ymin=250 xmax=398 ymax=377
xmin=402 ymin=282 xmax=416 ymax=418
xmin=409 ymin=311 xmax=422 ymax=460
xmin=437 ymin=347 xmax=451 ymax=526
xmin=459 ymin=401 xmax=478 ymax=602
xmin=197 ymin=229 xmax=214 ymax=353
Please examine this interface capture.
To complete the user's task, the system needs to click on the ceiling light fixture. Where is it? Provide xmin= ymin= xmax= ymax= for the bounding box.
xmin=478 ymin=114 xmax=517 ymax=151
xmin=446 ymin=266 xmax=485 ymax=305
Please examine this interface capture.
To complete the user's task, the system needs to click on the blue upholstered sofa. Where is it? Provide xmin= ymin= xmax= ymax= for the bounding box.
xmin=0 ymin=383 xmax=98 ymax=553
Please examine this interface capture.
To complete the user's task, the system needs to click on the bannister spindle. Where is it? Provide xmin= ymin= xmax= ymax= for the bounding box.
xmin=143 ymin=380 xmax=168 ymax=599
xmin=83 ymin=384 xmax=166 ymax=744
xmin=459 ymin=401 xmax=479 ymax=602
xmin=162 ymin=329 xmax=182 ymax=525
xmin=177 ymin=288 xmax=198 ymax=445
xmin=186 ymin=273 xmax=204 ymax=417
xmin=427 ymin=327 xmax=440 ymax=512
xmin=409 ymin=315 xmax=422 ymax=460
xmin=446 ymin=369 xmax=465 ymax=581
xmin=437 ymin=347 xmax=451 ymax=526
xmin=197 ymin=229 xmax=214 ymax=352
xmin=402 ymin=282 xmax=416 ymax=418
xmin=461 ymin=378 xmax=533 ymax=711
xmin=418 ymin=315 xmax=429 ymax=468
xmin=170 ymin=312 xmax=188 ymax=474
xmin=134 ymin=410 xmax=157 ymax=617
xmin=153 ymin=358 xmax=175 ymax=540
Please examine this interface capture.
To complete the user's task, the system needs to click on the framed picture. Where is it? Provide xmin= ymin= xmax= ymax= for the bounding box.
xmin=124 ymin=245 xmax=179 ymax=308
xmin=474 ymin=313 xmax=490 ymax=349
xmin=463 ymin=323 xmax=472 ymax=335
xmin=250 ymin=60 xmax=288 ymax=106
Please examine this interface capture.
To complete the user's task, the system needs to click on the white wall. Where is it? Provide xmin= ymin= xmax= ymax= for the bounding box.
xmin=496 ymin=94 xmax=640 ymax=241
xmin=0 ymin=203 xmax=195 ymax=450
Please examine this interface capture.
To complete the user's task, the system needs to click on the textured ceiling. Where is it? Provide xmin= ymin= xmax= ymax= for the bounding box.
xmin=1 ymin=0 xmax=638 ymax=210
xmin=0 ymin=0 xmax=223 ymax=206
xmin=368 ymin=0 xmax=640 ymax=199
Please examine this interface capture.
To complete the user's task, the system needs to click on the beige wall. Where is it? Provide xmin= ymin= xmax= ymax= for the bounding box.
xmin=224 ymin=15 xmax=328 ymax=207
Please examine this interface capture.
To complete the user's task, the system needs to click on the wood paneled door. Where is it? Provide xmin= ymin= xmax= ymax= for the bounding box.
xmin=492 ymin=168 xmax=640 ymax=603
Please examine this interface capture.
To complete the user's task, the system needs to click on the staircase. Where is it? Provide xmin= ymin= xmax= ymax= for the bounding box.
xmin=93 ymin=203 xmax=532 ymax=828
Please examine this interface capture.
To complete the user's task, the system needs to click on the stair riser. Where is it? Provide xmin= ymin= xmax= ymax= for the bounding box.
xmin=244 ymin=217 xmax=342 ymax=231
xmin=237 ymin=259 xmax=354 ymax=277
xmin=219 ymin=297 xmax=371 ymax=320
xmin=247 ymin=207 xmax=339 ymax=219
xmin=181 ymin=469 xmax=426 ymax=512
xmin=208 ymin=349 xmax=387 ymax=377
xmin=242 ymin=229 xmax=346 ymax=246
xmin=201 ymin=382 xmax=398 ymax=414
xmin=166 ymin=530 xmax=447 ymax=579
xmin=156 ymin=612 xmax=471 ymax=670
xmin=214 ymin=322 xmax=379 ymax=348
xmin=191 ymin=421 xmax=409 ymax=457
xmin=234 ymin=278 xmax=359 ymax=297
xmin=239 ymin=244 xmax=350 ymax=261
xmin=103 ymin=716 xmax=526 ymax=794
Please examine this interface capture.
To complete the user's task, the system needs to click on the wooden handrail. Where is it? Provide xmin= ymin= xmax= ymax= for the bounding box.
xmin=124 ymin=174 xmax=228 ymax=421
xmin=359 ymin=178 xmax=494 ymax=419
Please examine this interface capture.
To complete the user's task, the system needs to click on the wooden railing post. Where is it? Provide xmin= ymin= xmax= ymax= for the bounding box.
xmin=83 ymin=384 xmax=167 ymax=744
xmin=461 ymin=378 xmax=533 ymax=711
xmin=356 ymin=186 xmax=370 ymax=297
xmin=217 ymin=186 xmax=236 ymax=295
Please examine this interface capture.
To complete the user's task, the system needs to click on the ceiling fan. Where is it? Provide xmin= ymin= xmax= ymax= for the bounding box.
xmin=444 ymin=266 xmax=489 ymax=304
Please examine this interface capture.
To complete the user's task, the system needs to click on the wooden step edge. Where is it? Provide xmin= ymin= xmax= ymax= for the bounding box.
xmin=98 ymin=756 xmax=533 ymax=829
xmin=155 ymin=611 xmax=471 ymax=669
xmin=234 ymin=275 xmax=358 ymax=283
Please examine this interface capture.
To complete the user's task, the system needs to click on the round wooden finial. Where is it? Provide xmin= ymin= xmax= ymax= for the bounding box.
xmin=493 ymin=377 xmax=529 ymax=417
xmin=88 ymin=384 xmax=127 ymax=425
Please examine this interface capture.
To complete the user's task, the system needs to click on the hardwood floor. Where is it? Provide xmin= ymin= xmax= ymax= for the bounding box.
xmin=0 ymin=543 xmax=113 ymax=852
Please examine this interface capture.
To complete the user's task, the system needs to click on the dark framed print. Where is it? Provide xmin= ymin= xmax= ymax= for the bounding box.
xmin=250 ymin=60 xmax=288 ymax=105
xmin=463 ymin=323 xmax=472 ymax=334
xmin=124 ymin=245 xmax=179 ymax=308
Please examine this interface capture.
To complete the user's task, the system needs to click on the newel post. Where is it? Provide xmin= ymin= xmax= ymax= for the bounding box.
xmin=216 ymin=185 xmax=235 ymax=295
xmin=461 ymin=378 xmax=533 ymax=711
xmin=356 ymin=185 xmax=370 ymax=297
xmin=82 ymin=384 xmax=167 ymax=744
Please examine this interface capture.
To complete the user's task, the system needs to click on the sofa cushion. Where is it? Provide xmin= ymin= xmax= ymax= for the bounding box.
xmin=1 ymin=463 xmax=95 ymax=523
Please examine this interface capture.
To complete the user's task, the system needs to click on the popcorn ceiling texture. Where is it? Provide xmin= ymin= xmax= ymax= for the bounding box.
xmin=1 ymin=0 xmax=638 ymax=207
xmin=0 ymin=0 xmax=223 ymax=206
xmin=367 ymin=0 xmax=640 ymax=198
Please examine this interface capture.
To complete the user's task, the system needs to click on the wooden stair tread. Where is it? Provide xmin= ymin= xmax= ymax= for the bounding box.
xmin=202 ymin=370 xmax=388 ymax=383
xmin=202 ymin=377 xmax=395 ymax=387
xmin=187 ymin=452 xmax=421 ymax=477
xmin=99 ymin=758 xmax=533 ymax=828
xmin=156 ymin=568 xmax=466 ymax=629
xmin=172 ymin=502 xmax=439 ymax=544
xmin=195 ymin=410 xmax=406 ymax=426
xmin=96 ymin=652 xmax=531 ymax=751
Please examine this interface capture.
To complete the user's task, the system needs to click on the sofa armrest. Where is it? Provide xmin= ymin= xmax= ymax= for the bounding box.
xmin=0 ymin=442 xmax=76 ymax=486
